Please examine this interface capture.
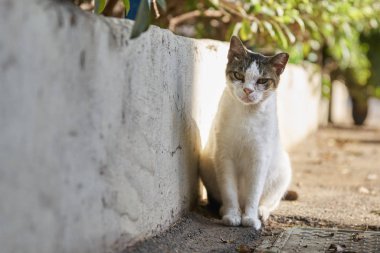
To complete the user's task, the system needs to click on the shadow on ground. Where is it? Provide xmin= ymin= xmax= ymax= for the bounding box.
xmin=125 ymin=125 xmax=380 ymax=252
xmin=125 ymin=208 xmax=261 ymax=253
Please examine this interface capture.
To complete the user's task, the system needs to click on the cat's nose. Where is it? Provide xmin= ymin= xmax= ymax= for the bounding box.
xmin=243 ymin=88 xmax=253 ymax=95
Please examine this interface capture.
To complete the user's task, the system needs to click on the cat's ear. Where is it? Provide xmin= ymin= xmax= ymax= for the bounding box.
xmin=228 ymin=36 xmax=247 ymax=61
xmin=270 ymin=53 xmax=289 ymax=75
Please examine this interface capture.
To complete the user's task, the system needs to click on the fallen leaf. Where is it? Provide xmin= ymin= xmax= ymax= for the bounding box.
xmin=335 ymin=139 xmax=349 ymax=148
xmin=317 ymin=232 xmax=335 ymax=238
xmin=220 ymin=237 xmax=234 ymax=244
xmin=327 ymin=243 xmax=346 ymax=252
xmin=236 ymin=244 xmax=253 ymax=253
xmin=352 ymin=232 xmax=365 ymax=242
xmin=347 ymin=150 xmax=363 ymax=157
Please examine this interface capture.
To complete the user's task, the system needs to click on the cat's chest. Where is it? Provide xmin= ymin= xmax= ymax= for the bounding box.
xmin=229 ymin=109 xmax=269 ymax=132
xmin=220 ymin=116 xmax=275 ymax=165
xmin=219 ymin=111 xmax=273 ymax=148
xmin=214 ymin=92 xmax=278 ymax=155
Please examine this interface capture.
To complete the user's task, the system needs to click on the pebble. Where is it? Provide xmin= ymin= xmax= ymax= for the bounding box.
xmin=367 ymin=174 xmax=378 ymax=181
xmin=358 ymin=186 xmax=370 ymax=194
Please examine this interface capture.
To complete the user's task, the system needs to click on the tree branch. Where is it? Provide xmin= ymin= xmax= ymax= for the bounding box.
xmin=152 ymin=0 xmax=160 ymax=19
xmin=169 ymin=9 xmax=224 ymax=31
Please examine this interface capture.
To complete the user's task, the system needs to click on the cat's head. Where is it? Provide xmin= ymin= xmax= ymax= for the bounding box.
xmin=226 ymin=36 xmax=289 ymax=105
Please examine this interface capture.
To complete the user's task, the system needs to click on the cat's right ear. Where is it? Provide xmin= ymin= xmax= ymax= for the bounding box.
xmin=270 ymin=52 xmax=289 ymax=76
xmin=228 ymin=36 xmax=247 ymax=62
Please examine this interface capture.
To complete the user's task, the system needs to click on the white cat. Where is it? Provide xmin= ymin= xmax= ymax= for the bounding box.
xmin=200 ymin=36 xmax=292 ymax=230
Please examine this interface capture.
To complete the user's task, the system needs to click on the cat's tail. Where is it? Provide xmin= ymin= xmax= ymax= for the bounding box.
xmin=199 ymin=153 xmax=222 ymax=204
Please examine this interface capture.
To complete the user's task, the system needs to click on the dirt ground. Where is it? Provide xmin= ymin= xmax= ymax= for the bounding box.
xmin=275 ymin=125 xmax=380 ymax=227
xmin=125 ymin=125 xmax=380 ymax=253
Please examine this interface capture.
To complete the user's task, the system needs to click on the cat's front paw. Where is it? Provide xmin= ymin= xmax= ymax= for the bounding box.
xmin=258 ymin=206 xmax=270 ymax=221
xmin=222 ymin=214 xmax=241 ymax=226
xmin=242 ymin=215 xmax=261 ymax=230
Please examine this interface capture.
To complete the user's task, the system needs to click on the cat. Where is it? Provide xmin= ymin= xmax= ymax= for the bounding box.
xmin=199 ymin=36 xmax=292 ymax=230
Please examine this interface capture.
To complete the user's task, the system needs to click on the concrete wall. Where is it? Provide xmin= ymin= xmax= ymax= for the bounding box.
xmin=0 ymin=1 xmax=201 ymax=253
xmin=0 ymin=1 xmax=321 ymax=253
xmin=331 ymin=80 xmax=353 ymax=125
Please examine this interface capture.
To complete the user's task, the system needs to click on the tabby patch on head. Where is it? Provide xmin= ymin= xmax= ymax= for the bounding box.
xmin=226 ymin=36 xmax=289 ymax=105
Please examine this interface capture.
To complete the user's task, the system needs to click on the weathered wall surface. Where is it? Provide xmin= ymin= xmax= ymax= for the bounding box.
xmin=0 ymin=1 xmax=201 ymax=253
xmin=0 ymin=1 xmax=321 ymax=253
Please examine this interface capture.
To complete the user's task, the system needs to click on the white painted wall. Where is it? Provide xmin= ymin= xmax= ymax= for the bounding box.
xmin=0 ymin=1 xmax=200 ymax=252
xmin=277 ymin=63 xmax=321 ymax=150
xmin=331 ymin=80 xmax=353 ymax=125
xmin=330 ymin=80 xmax=380 ymax=127
xmin=367 ymin=98 xmax=380 ymax=127
xmin=0 ymin=1 xmax=321 ymax=253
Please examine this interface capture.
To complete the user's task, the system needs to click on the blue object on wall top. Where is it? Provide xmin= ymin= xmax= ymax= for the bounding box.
xmin=126 ymin=0 xmax=141 ymax=20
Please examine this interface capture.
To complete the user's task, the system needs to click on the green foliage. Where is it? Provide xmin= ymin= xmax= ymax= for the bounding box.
xmin=322 ymin=74 xmax=332 ymax=99
xmin=129 ymin=0 xmax=166 ymax=38
xmin=130 ymin=0 xmax=151 ymax=39
xmin=186 ymin=0 xmax=380 ymax=94
xmin=122 ymin=0 xmax=130 ymax=16
xmin=94 ymin=0 xmax=107 ymax=14
xmin=362 ymin=31 xmax=380 ymax=98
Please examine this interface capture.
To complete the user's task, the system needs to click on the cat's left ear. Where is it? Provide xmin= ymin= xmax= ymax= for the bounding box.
xmin=270 ymin=53 xmax=289 ymax=76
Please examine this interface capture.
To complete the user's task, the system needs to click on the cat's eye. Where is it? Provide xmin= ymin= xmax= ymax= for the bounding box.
xmin=256 ymin=78 xmax=269 ymax=84
xmin=233 ymin=72 xmax=244 ymax=81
